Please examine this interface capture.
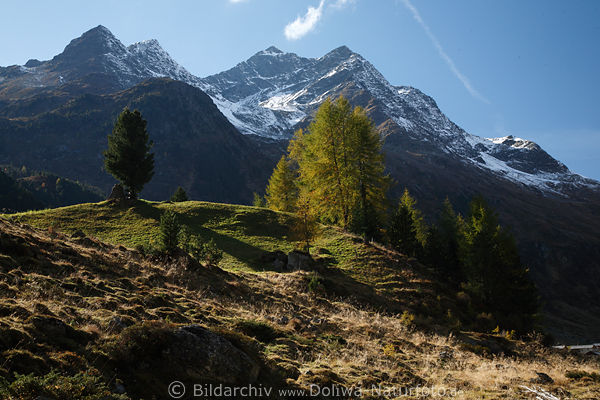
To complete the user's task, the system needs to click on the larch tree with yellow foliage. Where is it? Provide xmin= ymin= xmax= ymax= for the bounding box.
xmin=288 ymin=96 xmax=388 ymax=239
xmin=265 ymin=155 xmax=298 ymax=212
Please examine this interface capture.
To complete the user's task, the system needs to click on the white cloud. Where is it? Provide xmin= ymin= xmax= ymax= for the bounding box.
xmin=229 ymin=0 xmax=247 ymax=3
xmin=283 ymin=0 xmax=354 ymax=40
xmin=284 ymin=0 xmax=325 ymax=40
xmin=331 ymin=0 xmax=353 ymax=9
xmin=401 ymin=0 xmax=489 ymax=104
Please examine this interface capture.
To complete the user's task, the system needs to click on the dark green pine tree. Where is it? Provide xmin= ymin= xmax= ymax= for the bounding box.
xmin=424 ymin=224 xmax=446 ymax=270
xmin=462 ymin=196 xmax=538 ymax=332
xmin=170 ymin=186 xmax=188 ymax=202
xmin=425 ymin=198 xmax=463 ymax=283
xmin=388 ymin=203 xmax=421 ymax=257
xmin=103 ymin=108 xmax=154 ymax=199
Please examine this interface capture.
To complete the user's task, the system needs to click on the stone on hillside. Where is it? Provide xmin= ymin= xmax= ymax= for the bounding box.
xmin=71 ymin=229 xmax=86 ymax=238
xmin=170 ymin=324 xmax=260 ymax=383
xmin=531 ymin=371 xmax=554 ymax=384
xmin=259 ymin=250 xmax=288 ymax=270
xmin=287 ymin=250 xmax=315 ymax=271
xmin=107 ymin=184 xmax=125 ymax=202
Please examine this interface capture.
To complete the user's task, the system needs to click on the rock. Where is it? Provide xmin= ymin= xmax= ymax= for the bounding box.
xmin=26 ymin=315 xmax=91 ymax=345
xmin=439 ymin=347 xmax=453 ymax=361
xmin=287 ymin=250 xmax=315 ymax=271
xmin=71 ymin=229 xmax=86 ymax=238
xmin=259 ymin=250 xmax=288 ymax=270
xmin=531 ymin=371 xmax=554 ymax=384
xmin=107 ymin=315 xmax=133 ymax=333
xmin=113 ymin=381 xmax=126 ymax=394
xmin=169 ymin=324 xmax=260 ymax=383
xmin=107 ymin=184 xmax=125 ymax=202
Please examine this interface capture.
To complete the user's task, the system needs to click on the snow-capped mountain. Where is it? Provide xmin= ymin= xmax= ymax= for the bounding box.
xmin=0 ymin=25 xmax=201 ymax=97
xmin=197 ymin=45 xmax=598 ymax=195
xmin=0 ymin=26 xmax=596 ymax=195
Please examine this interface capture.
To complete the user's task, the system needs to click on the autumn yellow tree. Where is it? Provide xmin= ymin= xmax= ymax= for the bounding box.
xmin=289 ymin=96 xmax=388 ymax=237
xmin=265 ymin=155 xmax=298 ymax=212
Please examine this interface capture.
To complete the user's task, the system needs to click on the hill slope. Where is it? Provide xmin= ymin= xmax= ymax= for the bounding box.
xmin=1 ymin=202 xmax=599 ymax=399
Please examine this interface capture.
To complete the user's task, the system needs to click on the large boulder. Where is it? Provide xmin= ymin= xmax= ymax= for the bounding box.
xmin=106 ymin=184 xmax=125 ymax=202
xmin=287 ymin=250 xmax=315 ymax=271
xmin=169 ymin=324 xmax=260 ymax=383
xmin=259 ymin=250 xmax=288 ymax=271
xmin=110 ymin=322 xmax=261 ymax=391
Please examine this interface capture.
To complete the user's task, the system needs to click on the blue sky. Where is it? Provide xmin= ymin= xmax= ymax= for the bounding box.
xmin=1 ymin=0 xmax=599 ymax=179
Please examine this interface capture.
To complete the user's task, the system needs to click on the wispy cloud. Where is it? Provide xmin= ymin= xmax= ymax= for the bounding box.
xmin=229 ymin=0 xmax=247 ymax=3
xmin=284 ymin=0 xmax=353 ymax=41
xmin=284 ymin=0 xmax=325 ymax=40
xmin=331 ymin=0 xmax=353 ymax=9
xmin=400 ymin=0 xmax=489 ymax=104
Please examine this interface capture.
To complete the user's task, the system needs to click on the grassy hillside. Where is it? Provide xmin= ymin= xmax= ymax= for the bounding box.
xmin=1 ymin=201 xmax=599 ymax=399
xmin=7 ymin=201 xmax=440 ymax=301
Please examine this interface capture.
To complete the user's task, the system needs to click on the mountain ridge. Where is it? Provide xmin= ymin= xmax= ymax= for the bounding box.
xmin=1 ymin=25 xmax=594 ymax=197
xmin=198 ymin=45 xmax=598 ymax=195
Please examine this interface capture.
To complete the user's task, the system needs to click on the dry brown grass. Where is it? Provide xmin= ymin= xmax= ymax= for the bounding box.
xmin=1 ymin=216 xmax=599 ymax=399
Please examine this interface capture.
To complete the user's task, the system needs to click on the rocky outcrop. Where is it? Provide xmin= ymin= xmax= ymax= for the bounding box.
xmin=259 ymin=250 xmax=316 ymax=271
xmin=287 ymin=250 xmax=315 ymax=271
xmin=170 ymin=324 xmax=260 ymax=384
xmin=107 ymin=183 xmax=125 ymax=202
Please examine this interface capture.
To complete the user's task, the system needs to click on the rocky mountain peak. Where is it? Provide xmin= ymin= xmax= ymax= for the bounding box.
xmin=128 ymin=38 xmax=163 ymax=52
xmin=54 ymin=25 xmax=126 ymax=64
xmin=261 ymin=46 xmax=284 ymax=55
xmin=323 ymin=45 xmax=354 ymax=58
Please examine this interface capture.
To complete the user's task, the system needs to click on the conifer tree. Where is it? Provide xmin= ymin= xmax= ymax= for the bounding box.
xmin=289 ymin=97 xmax=388 ymax=232
xmin=159 ymin=209 xmax=180 ymax=254
xmin=170 ymin=186 xmax=188 ymax=202
xmin=425 ymin=198 xmax=463 ymax=282
xmin=399 ymin=189 xmax=428 ymax=246
xmin=388 ymin=203 xmax=421 ymax=257
xmin=461 ymin=196 xmax=538 ymax=331
xmin=292 ymin=191 xmax=318 ymax=252
xmin=265 ymin=156 xmax=298 ymax=212
xmin=252 ymin=192 xmax=266 ymax=208
xmin=103 ymin=108 xmax=154 ymax=198
xmin=348 ymin=106 xmax=388 ymax=240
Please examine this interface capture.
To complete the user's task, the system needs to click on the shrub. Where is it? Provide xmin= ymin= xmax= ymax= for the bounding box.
xmin=170 ymin=186 xmax=188 ymax=202
xmin=159 ymin=210 xmax=180 ymax=254
xmin=307 ymin=273 xmax=324 ymax=294
xmin=400 ymin=311 xmax=416 ymax=328
xmin=106 ymin=321 xmax=174 ymax=365
xmin=2 ymin=370 xmax=127 ymax=400
xmin=190 ymin=238 xmax=223 ymax=266
xmin=177 ymin=226 xmax=192 ymax=253
xmin=203 ymin=239 xmax=223 ymax=266
xmin=252 ymin=192 xmax=266 ymax=208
